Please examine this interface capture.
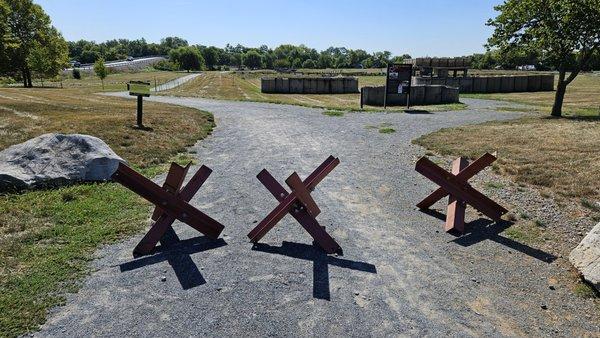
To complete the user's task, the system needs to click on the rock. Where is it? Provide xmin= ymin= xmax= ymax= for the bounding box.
xmin=160 ymin=276 xmax=167 ymax=282
xmin=569 ymin=222 xmax=600 ymax=292
xmin=0 ymin=133 xmax=124 ymax=191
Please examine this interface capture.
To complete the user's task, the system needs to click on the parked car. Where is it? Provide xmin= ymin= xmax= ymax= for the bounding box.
xmin=126 ymin=56 xmax=134 ymax=61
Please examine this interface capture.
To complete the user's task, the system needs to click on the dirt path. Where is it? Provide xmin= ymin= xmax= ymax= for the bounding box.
xmin=38 ymin=97 xmax=598 ymax=337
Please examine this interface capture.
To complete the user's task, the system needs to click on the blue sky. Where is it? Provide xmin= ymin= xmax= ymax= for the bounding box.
xmin=35 ymin=0 xmax=501 ymax=57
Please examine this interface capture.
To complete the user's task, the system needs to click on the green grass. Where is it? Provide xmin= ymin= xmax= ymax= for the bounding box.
xmin=574 ymin=282 xmax=599 ymax=299
xmin=379 ymin=127 xmax=396 ymax=134
xmin=485 ymin=181 xmax=505 ymax=189
xmin=0 ymin=184 xmax=148 ymax=337
xmin=322 ymin=110 xmax=345 ymax=117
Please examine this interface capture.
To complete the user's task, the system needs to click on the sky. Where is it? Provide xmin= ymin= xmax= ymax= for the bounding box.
xmin=35 ymin=0 xmax=502 ymax=57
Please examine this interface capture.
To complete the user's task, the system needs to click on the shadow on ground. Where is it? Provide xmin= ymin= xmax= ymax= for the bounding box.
xmin=420 ymin=209 xmax=557 ymax=263
xmin=119 ymin=229 xmax=227 ymax=289
xmin=252 ymin=241 xmax=377 ymax=301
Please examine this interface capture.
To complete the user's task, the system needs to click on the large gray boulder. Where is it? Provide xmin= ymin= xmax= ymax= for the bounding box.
xmin=570 ymin=222 xmax=600 ymax=291
xmin=0 ymin=133 xmax=124 ymax=191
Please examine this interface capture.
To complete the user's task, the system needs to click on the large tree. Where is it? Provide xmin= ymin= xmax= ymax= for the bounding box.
xmin=27 ymin=27 xmax=68 ymax=85
xmin=242 ymin=50 xmax=262 ymax=69
xmin=1 ymin=0 xmax=67 ymax=87
xmin=168 ymin=46 xmax=205 ymax=72
xmin=487 ymin=0 xmax=600 ymax=117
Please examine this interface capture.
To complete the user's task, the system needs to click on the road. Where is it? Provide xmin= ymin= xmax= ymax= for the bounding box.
xmin=66 ymin=56 xmax=166 ymax=72
xmin=37 ymin=96 xmax=598 ymax=337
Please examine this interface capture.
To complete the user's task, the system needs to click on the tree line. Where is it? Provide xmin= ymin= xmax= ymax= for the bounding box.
xmin=68 ymin=38 xmax=413 ymax=71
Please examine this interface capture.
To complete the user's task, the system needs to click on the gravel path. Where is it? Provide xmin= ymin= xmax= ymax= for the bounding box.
xmin=38 ymin=97 xmax=598 ymax=337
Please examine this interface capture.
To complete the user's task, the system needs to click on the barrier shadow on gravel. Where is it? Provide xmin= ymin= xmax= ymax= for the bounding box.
xmin=251 ymin=241 xmax=377 ymax=301
xmin=119 ymin=229 xmax=228 ymax=290
xmin=404 ymin=109 xmax=432 ymax=114
xmin=452 ymin=218 xmax=558 ymax=263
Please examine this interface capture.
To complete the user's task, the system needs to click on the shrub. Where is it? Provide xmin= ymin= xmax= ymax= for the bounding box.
xmin=302 ymin=59 xmax=317 ymax=69
xmin=72 ymin=68 xmax=81 ymax=79
xmin=153 ymin=60 xmax=179 ymax=71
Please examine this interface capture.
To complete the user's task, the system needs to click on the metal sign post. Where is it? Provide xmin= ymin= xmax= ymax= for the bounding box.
xmin=385 ymin=64 xmax=413 ymax=109
xmin=127 ymin=81 xmax=151 ymax=128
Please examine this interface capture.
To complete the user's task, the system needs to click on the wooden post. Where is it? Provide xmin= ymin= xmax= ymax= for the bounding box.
xmin=136 ymin=95 xmax=143 ymax=127
xmin=445 ymin=157 xmax=468 ymax=233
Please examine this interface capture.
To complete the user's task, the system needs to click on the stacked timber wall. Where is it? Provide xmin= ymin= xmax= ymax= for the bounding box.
xmin=261 ymin=77 xmax=359 ymax=94
xmin=361 ymin=85 xmax=459 ymax=106
xmin=413 ymin=74 xmax=554 ymax=94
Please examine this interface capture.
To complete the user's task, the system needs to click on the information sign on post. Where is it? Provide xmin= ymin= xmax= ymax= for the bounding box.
xmin=127 ymin=81 xmax=151 ymax=128
xmin=384 ymin=64 xmax=412 ymax=109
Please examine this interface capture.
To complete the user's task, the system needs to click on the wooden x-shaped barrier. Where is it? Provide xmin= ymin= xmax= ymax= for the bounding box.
xmin=415 ymin=153 xmax=508 ymax=233
xmin=111 ymin=162 xmax=225 ymax=256
xmin=248 ymin=156 xmax=342 ymax=254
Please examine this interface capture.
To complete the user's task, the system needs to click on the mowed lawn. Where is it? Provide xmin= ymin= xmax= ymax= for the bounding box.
xmin=34 ymin=70 xmax=185 ymax=94
xmin=161 ymin=71 xmax=466 ymax=112
xmin=0 ymin=74 xmax=214 ymax=337
xmin=464 ymin=72 xmax=600 ymax=116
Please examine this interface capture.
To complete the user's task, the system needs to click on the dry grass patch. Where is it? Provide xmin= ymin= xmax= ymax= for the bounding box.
xmin=464 ymin=73 xmax=600 ymax=116
xmin=160 ymin=71 xmax=466 ymax=112
xmin=414 ymin=116 xmax=600 ymax=202
xmin=0 ymin=87 xmax=213 ymax=170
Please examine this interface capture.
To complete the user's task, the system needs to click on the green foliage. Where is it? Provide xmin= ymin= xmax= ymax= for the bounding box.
xmin=26 ymin=27 xmax=69 ymax=83
xmin=242 ymin=50 xmax=262 ymax=69
xmin=168 ymin=46 xmax=205 ymax=72
xmin=0 ymin=0 xmax=67 ymax=87
xmin=487 ymin=0 xmax=600 ymax=116
xmin=93 ymin=58 xmax=108 ymax=89
xmin=302 ymin=59 xmax=317 ymax=69
xmin=152 ymin=59 xmax=179 ymax=71
xmin=379 ymin=127 xmax=396 ymax=134
xmin=71 ymin=68 xmax=80 ymax=79
xmin=273 ymin=58 xmax=290 ymax=69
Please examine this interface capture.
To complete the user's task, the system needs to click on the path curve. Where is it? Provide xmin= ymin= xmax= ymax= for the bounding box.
xmin=37 ymin=97 xmax=598 ymax=337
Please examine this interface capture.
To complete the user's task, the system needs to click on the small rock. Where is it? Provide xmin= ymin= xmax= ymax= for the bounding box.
xmin=540 ymin=304 xmax=548 ymax=310
xmin=160 ymin=276 xmax=166 ymax=282
xmin=549 ymin=285 xmax=556 ymax=290
xmin=354 ymin=292 xmax=360 ymax=296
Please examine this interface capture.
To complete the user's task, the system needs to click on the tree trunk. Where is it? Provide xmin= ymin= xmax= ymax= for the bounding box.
xmin=551 ymin=71 xmax=567 ymax=117
xmin=551 ymin=82 xmax=567 ymax=117
xmin=26 ymin=68 xmax=33 ymax=88
xmin=22 ymin=69 xmax=27 ymax=87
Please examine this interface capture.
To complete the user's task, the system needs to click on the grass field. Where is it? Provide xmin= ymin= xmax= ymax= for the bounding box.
xmin=464 ymin=73 xmax=600 ymax=116
xmin=0 ymin=74 xmax=214 ymax=337
xmin=160 ymin=71 xmax=466 ymax=112
xmin=34 ymin=70 xmax=185 ymax=94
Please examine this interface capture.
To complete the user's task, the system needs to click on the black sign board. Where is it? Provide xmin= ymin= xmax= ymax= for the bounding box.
xmin=386 ymin=64 xmax=412 ymax=94
xmin=384 ymin=64 xmax=412 ymax=108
